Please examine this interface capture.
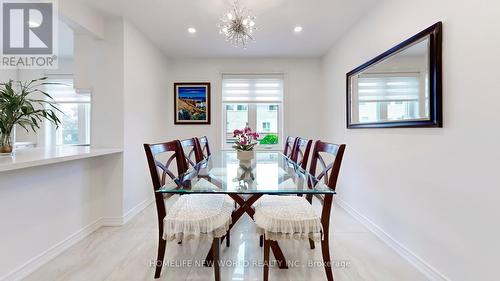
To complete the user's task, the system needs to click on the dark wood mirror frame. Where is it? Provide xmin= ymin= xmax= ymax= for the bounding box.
xmin=346 ymin=22 xmax=442 ymax=128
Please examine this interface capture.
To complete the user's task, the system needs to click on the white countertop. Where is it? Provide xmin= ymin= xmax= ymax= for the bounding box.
xmin=0 ymin=146 xmax=123 ymax=172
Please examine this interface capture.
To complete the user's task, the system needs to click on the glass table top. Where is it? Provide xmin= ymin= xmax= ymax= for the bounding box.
xmin=157 ymin=150 xmax=335 ymax=195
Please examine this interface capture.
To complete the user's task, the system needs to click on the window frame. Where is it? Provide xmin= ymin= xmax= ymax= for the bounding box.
xmin=50 ymin=101 xmax=91 ymax=146
xmin=222 ymin=102 xmax=283 ymax=150
xmin=221 ymin=73 xmax=285 ymax=150
xmin=42 ymin=76 xmax=92 ymax=147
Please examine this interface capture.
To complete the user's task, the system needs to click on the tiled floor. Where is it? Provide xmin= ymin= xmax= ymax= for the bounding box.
xmin=23 ymin=199 xmax=427 ymax=281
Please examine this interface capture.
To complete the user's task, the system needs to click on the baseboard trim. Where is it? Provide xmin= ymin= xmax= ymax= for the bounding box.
xmin=100 ymin=198 xmax=153 ymax=226
xmin=1 ymin=198 xmax=154 ymax=281
xmin=123 ymin=198 xmax=154 ymax=224
xmin=0 ymin=218 xmax=102 ymax=281
xmin=336 ymin=197 xmax=449 ymax=281
xmin=99 ymin=216 xmax=123 ymax=226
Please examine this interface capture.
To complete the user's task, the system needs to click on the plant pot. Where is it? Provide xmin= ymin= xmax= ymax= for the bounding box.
xmin=0 ymin=129 xmax=15 ymax=157
xmin=236 ymin=150 xmax=255 ymax=161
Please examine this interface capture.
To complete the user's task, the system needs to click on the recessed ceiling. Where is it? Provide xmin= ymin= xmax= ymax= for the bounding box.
xmin=80 ymin=0 xmax=377 ymax=58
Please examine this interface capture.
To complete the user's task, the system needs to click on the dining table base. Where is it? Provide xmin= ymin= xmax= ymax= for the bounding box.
xmin=203 ymin=194 xmax=289 ymax=269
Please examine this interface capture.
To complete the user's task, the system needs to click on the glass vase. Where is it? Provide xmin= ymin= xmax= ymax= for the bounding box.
xmin=0 ymin=128 xmax=15 ymax=157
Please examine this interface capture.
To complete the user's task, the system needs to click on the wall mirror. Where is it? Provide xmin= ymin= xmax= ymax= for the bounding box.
xmin=347 ymin=22 xmax=442 ymax=128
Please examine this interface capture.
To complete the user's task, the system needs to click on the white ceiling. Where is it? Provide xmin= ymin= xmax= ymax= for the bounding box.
xmin=80 ymin=0 xmax=377 ymax=58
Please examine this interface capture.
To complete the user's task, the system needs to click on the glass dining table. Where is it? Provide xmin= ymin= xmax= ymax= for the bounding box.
xmin=157 ymin=150 xmax=335 ymax=269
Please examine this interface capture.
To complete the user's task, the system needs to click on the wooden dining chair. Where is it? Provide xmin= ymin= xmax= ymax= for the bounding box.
xmin=144 ymin=140 xmax=233 ymax=280
xmin=254 ymin=140 xmax=346 ymax=281
xmin=290 ymin=137 xmax=313 ymax=170
xmin=196 ymin=135 xmax=234 ymax=247
xmin=283 ymin=136 xmax=297 ymax=158
xmin=257 ymin=136 xmax=312 ymax=247
xmin=180 ymin=137 xmax=204 ymax=168
xmin=196 ymin=136 xmax=211 ymax=159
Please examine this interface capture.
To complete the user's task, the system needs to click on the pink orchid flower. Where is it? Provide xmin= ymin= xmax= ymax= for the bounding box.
xmin=233 ymin=129 xmax=242 ymax=137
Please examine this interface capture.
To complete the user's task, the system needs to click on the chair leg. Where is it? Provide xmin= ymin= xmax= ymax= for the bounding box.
xmin=263 ymin=238 xmax=271 ymax=281
xmin=259 ymin=235 xmax=263 ymax=247
xmin=309 ymin=238 xmax=315 ymax=249
xmin=321 ymin=238 xmax=334 ymax=281
xmin=212 ymin=238 xmax=221 ymax=281
xmin=204 ymin=245 xmax=214 ymax=267
xmin=154 ymin=238 xmax=166 ymax=279
xmin=226 ymin=230 xmax=231 ymax=247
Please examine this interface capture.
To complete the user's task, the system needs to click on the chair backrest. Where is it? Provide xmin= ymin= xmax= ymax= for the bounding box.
xmin=308 ymin=140 xmax=346 ymax=237
xmin=180 ymin=138 xmax=204 ymax=168
xmin=196 ymin=136 xmax=211 ymax=159
xmin=144 ymin=140 xmax=189 ymax=190
xmin=290 ymin=137 xmax=313 ymax=170
xmin=283 ymin=136 xmax=297 ymax=158
xmin=309 ymin=140 xmax=346 ymax=191
xmin=144 ymin=140 xmax=189 ymax=231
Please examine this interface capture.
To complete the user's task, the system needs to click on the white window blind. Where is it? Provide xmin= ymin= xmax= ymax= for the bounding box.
xmin=355 ymin=73 xmax=423 ymax=123
xmin=358 ymin=74 xmax=420 ymax=102
xmin=222 ymin=74 xmax=283 ymax=102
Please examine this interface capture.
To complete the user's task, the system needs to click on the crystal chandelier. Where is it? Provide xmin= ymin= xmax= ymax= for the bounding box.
xmin=217 ymin=1 xmax=256 ymax=48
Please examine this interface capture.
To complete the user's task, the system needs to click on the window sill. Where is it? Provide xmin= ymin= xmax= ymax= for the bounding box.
xmin=0 ymin=146 xmax=123 ymax=173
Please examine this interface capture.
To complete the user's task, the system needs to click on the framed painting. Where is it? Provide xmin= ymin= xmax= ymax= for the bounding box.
xmin=174 ymin=82 xmax=211 ymax=125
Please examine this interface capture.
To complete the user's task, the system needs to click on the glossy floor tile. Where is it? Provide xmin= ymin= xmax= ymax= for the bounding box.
xmin=23 ymin=201 xmax=427 ymax=281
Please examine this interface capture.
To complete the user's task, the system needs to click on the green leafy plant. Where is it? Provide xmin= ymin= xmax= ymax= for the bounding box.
xmin=0 ymin=77 xmax=62 ymax=153
xmin=259 ymin=134 xmax=278 ymax=145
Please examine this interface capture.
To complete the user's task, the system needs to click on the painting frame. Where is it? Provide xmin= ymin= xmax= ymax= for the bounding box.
xmin=174 ymin=82 xmax=211 ymax=125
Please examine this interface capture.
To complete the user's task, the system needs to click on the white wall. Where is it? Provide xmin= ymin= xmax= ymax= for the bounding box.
xmin=75 ymin=18 xmax=173 ymax=217
xmin=60 ymin=0 xmax=104 ymax=39
xmin=0 ymin=154 xmax=122 ymax=279
xmin=321 ymin=0 xmax=500 ymax=280
xmin=75 ymin=19 xmax=125 ymax=149
xmin=0 ymin=16 xmax=172 ymax=280
xmin=74 ymin=18 xmax=126 ymax=220
xmin=169 ymin=58 xmax=323 ymax=149
xmin=122 ymin=21 xmax=170 ymax=213
xmin=0 ymin=69 xmax=17 ymax=82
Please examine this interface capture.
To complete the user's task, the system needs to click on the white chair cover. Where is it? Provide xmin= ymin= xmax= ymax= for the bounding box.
xmin=163 ymin=194 xmax=233 ymax=242
xmin=254 ymin=195 xmax=323 ymax=242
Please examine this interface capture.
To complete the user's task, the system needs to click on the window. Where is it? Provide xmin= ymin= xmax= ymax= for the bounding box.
xmin=44 ymin=77 xmax=91 ymax=146
xmin=357 ymin=74 xmax=421 ymax=122
xmin=225 ymin=103 xmax=248 ymax=138
xmin=262 ymin=122 xmax=271 ymax=132
xmin=222 ymin=74 xmax=284 ymax=149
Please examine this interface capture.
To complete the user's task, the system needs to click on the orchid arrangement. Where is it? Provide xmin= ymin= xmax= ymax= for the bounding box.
xmin=232 ymin=126 xmax=259 ymax=151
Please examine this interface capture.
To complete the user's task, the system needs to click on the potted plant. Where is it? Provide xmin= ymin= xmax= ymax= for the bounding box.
xmin=232 ymin=126 xmax=259 ymax=161
xmin=0 ymin=77 xmax=62 ymax=156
